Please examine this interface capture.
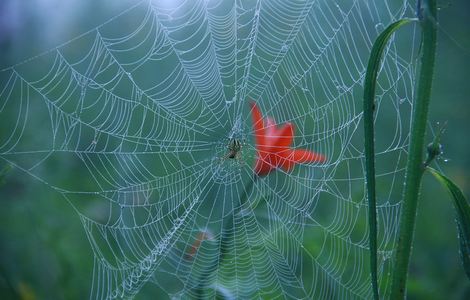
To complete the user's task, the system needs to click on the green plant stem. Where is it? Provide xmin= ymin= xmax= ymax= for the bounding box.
xmin=390 ymin=0 xmax=437 ymax=298
xmin=194 ymin=175 xmax=258 ymax=299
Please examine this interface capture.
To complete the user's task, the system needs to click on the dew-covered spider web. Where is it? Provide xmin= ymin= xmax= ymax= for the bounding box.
xmin=0 ymin=0 xmax=420 ymax=298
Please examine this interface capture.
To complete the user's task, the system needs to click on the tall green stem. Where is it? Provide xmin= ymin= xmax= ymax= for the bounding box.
xmin=390 ymin=0 xmax=437 ymax=298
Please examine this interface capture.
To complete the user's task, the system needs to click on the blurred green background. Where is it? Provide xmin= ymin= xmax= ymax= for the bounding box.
xmin=0 ymin=0 xmax=469 ymax=299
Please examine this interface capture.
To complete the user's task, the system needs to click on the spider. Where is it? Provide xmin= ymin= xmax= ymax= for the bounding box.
xmin=223 ymin=138 xmax=244 ymax=160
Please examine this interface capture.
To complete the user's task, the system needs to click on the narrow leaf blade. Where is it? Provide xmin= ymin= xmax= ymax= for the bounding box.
xmin=363 ymin=18 xmax=415 ymax=300
xmin=428 ymin=167 xmax=470 ymax=280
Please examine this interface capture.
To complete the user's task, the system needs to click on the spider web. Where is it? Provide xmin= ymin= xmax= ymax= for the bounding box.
xmin=0 ymin=0 xmax=419 ymax=298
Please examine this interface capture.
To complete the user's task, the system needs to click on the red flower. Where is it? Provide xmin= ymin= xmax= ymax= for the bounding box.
xmin=250 ymin=102 xmax=326 ymax=176
xmin=185 ymin=230 xmax=214 ymax=260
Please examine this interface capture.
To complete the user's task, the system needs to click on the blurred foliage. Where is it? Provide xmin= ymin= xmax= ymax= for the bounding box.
xmin=0 ymin=0 xmax=469 ymax=299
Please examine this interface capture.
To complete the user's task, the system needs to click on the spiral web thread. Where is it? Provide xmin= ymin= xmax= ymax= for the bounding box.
xmin=0 ymin=0 xmax=419 ymax=298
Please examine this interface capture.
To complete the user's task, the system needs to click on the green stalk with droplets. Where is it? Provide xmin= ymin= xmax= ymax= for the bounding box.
xmin=390 ymin=0 xmax=438 ymax=298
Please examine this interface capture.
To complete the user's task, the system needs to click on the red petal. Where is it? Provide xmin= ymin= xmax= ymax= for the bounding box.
xmin=280 ymin=150 xmax=294 ymax=172
xmin=254 ymin=157 xmax=273 ymax=176
xmin=276 ymin=122 xmax=294 ymax=147
xmin=291 ymin=149 xmax=326 ymax=163
xmin=265 ymin=117 xmax=276 ymax=136
xmin=250 ymin=102 xmax=265 ymax=152
xmin=263 ymin=117 xmax=277 ymax=150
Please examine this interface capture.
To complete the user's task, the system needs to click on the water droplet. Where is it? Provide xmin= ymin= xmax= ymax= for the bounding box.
xmin=225 ymin=96 xmax=236 ymax=105
xmin=399 ymin=98 xmax=406 ymax=104
xmin=281 ymin=44 xmax=288 ymax=52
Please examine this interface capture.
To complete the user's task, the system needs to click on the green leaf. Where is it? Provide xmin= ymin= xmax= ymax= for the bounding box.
xmin=427 ymin=167 xmax=470 ymax=280
xmin=363 ymin=18 xmax=416 ymax=300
